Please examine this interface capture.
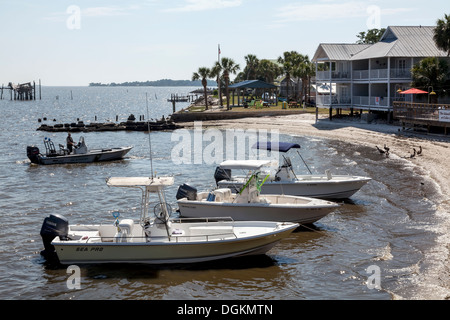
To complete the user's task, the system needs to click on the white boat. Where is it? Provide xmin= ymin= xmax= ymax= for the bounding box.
xmin=27 ymin=136 xmax=132 ymax=165
xmin=216 ymin=142 xmax=371 ymax=199
xmin=177 ymin=160 xmax=340 ymax=225
xmin=40 ymin=176 xmax=298 ymax=265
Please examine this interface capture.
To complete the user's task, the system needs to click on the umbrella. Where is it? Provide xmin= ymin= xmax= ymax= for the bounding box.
xmin=399 ymin=88 xmax=428 ymax=103
xmin=399 ymin=88 xmax=428 ymax=94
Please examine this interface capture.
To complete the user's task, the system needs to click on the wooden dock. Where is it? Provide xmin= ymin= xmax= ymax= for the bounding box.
xmin=393 ymin=101 xmax=450 ymax=134
xmin=1 ymin=80 xmax=41 ymax=100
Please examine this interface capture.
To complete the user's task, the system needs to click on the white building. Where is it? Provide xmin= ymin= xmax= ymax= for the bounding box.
xmin=312 ymin=26 xmax=448 ymax=112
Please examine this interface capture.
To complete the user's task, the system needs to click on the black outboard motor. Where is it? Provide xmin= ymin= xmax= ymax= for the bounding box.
xmin=176 ymin=184 xmax=198 ymax=200
xmin=214 ymin=166 xmax=232 ymax=185
xmin=40 ymin=214 xmax=69 ymax=260
xmin=27 ymin=146 xmax=40 ymax=164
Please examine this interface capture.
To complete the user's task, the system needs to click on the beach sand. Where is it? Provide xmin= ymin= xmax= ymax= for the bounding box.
xmin=179 ymin=112 xmax=450 ymax=298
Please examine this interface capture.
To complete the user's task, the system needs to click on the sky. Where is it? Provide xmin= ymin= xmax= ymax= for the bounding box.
xmin=0 ymin=0 xmax=448 ymax=86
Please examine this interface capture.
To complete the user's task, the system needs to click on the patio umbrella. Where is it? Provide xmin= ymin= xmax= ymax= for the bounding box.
xmin=399 ymin=88 xmax=428 ymax=94
xmin=399 ymin=88 xmax=428 ymax=102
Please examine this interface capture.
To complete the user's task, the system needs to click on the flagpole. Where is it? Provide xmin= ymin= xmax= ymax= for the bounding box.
xmin=218 ymin=44 xmax=221 ymax=107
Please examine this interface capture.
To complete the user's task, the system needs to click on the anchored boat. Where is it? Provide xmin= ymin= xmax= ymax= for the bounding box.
xmin=40 ymin=176 xmax=298 ymax=265
xmin=177 ymin=160 xmax=340 ymax=225
xmin=27 ymin=136 xmax=132 ymax=165
xmin=216 ymin=142 xmax=371 ymax=199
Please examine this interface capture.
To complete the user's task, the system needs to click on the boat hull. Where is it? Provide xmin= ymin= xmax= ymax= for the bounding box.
xmin=218 ymin=175 xmax=371 ymax=199
xmin=31 ymin=147 xmax=132 ymax=165
xmin=178 ymin=196 xmax=339 ymax=224
xmin=51 ymin=221 xmax=297 ymax=265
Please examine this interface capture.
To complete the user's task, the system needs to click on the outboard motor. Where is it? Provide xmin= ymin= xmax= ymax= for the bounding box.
xmin=214 ymin=167 xmax=232 ymax=185
xmin=26 ymin=146 xmax=40 ymax=164
xmin=40 ymin=214 xmax=69 ymax=260
xmin=176 ymin=184 xmax=197 ymax=200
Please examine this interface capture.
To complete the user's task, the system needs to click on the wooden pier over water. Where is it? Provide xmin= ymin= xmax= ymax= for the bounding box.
xmin=393 ymin=101 xmax=450 ymax=134
xmin=1 ymin=80 xmax=42 ymax=100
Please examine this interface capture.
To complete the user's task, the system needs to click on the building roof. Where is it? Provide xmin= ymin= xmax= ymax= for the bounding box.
xmin=312 ymin=44 xmax=371 ymax=62
xmin=351 ymin=26 xmax=447 ymax=60
xmin=312 ymin=26 xmax=448 ymax=62
xmin=228 ymin=80 xmax=278 ymax=89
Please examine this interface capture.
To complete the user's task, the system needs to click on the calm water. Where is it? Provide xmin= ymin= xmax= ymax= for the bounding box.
xmin=0 ymin=86 xmax=448 ymax=300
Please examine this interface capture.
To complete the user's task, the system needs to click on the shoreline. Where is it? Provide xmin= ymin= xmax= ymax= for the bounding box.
xmin=179 ymin=113 xmax=450 ymax=299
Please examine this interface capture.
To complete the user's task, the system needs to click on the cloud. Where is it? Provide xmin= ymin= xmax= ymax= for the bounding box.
xmin=275 ymin=1 xmax=414 ymax=22
xmin=164 ymin=0 xmax=242 ymax=13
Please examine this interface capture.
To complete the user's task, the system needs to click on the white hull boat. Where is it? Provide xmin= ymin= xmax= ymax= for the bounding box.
xmin=215 ymin=142 xmax=371 ymax=199
xmin=27 ymin=137 xmax=132 ymax=165
xmin=177 ymin=160 xmax=340 ymax=225
xmin=40 ymin=176 xmax=298 ymax=265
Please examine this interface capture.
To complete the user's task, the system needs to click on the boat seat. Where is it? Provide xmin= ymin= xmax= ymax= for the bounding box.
xmin=213 ymin=188 xmax=232 ymax=202
xmin=114 ymin=219 xmax=134 ymax=242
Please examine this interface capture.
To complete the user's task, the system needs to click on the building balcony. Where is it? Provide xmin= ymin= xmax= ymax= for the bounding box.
xmin=316 ymin=68 xmax=412 ymax=82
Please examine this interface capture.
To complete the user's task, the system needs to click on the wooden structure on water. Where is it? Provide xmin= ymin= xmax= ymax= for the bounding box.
xmin=167 ymin=94 xmax=191 ymax=113
xmin=393 ymin=101 xmax=450 ymax=134
xmin=1 ymin=80 xmax=41 ymax=100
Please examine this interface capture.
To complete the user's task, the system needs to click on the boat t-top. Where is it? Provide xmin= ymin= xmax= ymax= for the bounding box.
xmin=215 ymin=142 xmax=371 ymax=199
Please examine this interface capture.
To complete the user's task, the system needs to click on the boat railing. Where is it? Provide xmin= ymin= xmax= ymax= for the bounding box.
xmin=79 ymin=232 xmax=238 ymax=243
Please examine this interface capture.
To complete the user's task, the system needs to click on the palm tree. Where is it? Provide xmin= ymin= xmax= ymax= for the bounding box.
xmin=434 ymin=14 xmax=450 ymax=56
xmin=257 ymin=59 xmax=283 ymax=84
xmin=220 ymin=57 xmax=240 ymax=110
xmin=278 ymin=51 xmax=298 ymax=101
xmin=244 ymin=54 xmax=259 ymax=80
xmin=192 ymin=67 xmax=212 ymax=110
xmin=211 ymin=62 xmax=224 ymax=107
xmin=292 ymin=54 xmax=315 ymax=105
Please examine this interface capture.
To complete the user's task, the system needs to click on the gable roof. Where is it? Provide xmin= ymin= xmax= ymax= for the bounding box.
xmin=350 ymin=26 xmax=447 ymax=60
xmin=312 ymin=44 xmax=371 ymax=62
xmin=312 ymin=26 xmax=448 ymax=62
xmin=228 ymin=80 xmax=278 ymax=89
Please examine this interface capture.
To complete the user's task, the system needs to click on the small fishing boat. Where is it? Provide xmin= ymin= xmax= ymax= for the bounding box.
xmin=215 ymin=142 xmax=371 ymax=199
xmin=27 ymin=136 xmax=132 ymax=165
xmin=177 ymin=160 xmax=340 ymax=225
xmin=40 ymin=176 xmax=298 ymax=265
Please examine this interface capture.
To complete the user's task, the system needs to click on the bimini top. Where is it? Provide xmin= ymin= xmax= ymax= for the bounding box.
xmin=252 ymin=142 xmax=300 ymax=153
xmin=219 ymin=160 xmax=273 ymax=170
xmin=106 ymin=176 xmax=174 ymax=191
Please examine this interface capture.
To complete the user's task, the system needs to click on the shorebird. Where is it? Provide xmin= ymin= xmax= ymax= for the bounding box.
xmin=384 ymin=144 xmax=390 ymax=153
xmin=417 ymin=146 xmax=423 ymax=156
xmin=410 ymin=148 xmax=417 ymax=158
xmin=376 ymin=146 xmax=386 ymax=154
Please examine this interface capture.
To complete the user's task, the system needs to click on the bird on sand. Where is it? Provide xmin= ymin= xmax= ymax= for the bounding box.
xmin=417 ymin=146 xmax=423 ymax=156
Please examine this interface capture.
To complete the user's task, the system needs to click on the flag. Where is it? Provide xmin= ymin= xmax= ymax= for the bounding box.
xmin=218 ymin=44 xmax=221 ymax=55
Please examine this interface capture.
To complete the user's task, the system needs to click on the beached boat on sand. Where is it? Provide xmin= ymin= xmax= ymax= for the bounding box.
xmin=177 ymin=160 xmax=340 ymax=225
xmin=40 ymin=176 xmax=298 ymax=265
xmin=27 ymin=136 xmax=132 ymax=165
xmin=215 ymin=142 xmax=371 ymax=199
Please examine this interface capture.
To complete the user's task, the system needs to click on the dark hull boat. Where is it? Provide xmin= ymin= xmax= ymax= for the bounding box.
xmin=27 ymin=137 xmax=132 ymax=165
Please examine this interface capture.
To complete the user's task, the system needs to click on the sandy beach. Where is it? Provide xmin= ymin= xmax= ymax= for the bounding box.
xmin=179 ymin=112 xmax=450 ymax=298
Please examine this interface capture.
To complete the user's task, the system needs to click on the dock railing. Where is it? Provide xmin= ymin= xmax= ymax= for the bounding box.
xmin=393 ymin=101 xmax=450 ymax=133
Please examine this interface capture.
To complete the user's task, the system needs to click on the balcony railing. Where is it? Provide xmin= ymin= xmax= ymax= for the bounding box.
xmin=316 ymin=95 xmax=351 ymax=106
xmin=317 ymin=68 xmax=412 ymax=81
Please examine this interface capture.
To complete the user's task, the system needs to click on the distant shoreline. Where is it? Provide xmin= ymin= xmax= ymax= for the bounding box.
xmin=89 ymin=79 xmax=217 ymax=87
